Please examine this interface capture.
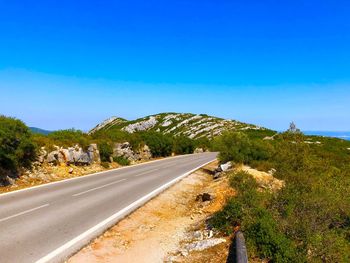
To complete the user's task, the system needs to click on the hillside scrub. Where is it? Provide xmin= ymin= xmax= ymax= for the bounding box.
xmin=212 ymin=129 xmax=350 ymax=262
xmin=141 ymin=132 xmax=173 ymax=157
xmin=173 ymin=136 xmax=195 ymax=154
xmin=0 ymin=116 xmax=37 ymax=181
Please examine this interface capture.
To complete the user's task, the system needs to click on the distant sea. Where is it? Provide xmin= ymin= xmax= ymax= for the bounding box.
xmin=304 ymin=131 xmax=350 ymax=141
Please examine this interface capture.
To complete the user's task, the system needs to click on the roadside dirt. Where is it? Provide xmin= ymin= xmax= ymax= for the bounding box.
xmin=68 ymin=161 xmax=235 ymax=263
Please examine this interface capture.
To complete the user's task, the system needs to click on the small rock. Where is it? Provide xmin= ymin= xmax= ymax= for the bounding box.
xmin=268 ymin=168 xmax=276 ymax=175
xmin=213 ymin=171 xmax=222 ymax=179
xmin=194 ymin=147 xmax=204 ymax=153
xmin=68 ymin=168 xmax=74 ymax=174
xmin=196 ymin=193 xmax=213 ymax=202
xmin=6 ymin=176 xmax=16 ymax=185
xmin=192 ymin=231 xmax=204 ymax=240
xmin=220 ymin=161 xmax=232 ymax=172
xmin=180 ymin=250 xmax=189 ymax=257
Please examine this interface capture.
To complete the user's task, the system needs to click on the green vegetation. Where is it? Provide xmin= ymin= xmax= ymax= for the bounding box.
xmin=140 ymin=132 xmax=173 ymax=157
xmin=113 ymin=156 xmax=130 ymax=166
xmin=0 ymin=116 xmax=37 ymax=179
xmin=98 ymin=141 xmax=113 ymax=162
xmin=211 ymin=128 xmax=350 ymax=262
xmin=173 ymin=136 xmax=195 ymax=154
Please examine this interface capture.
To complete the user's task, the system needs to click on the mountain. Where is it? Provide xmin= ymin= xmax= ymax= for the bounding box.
xmin=30 ymin=127 xmax=52 ymax=135
xmin=89 ymin=113 xmax=267 ymax=139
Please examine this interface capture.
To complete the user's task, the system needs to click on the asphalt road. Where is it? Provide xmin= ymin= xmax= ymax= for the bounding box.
xmin=0 ymin=152 xmax=217 ymax=263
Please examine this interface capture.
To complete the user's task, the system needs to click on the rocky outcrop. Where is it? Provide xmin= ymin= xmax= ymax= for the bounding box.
xmin=113 ymin=142 xmax=152 ymax=162
xmin=122 ymin=116 xmax=157 ymax=133
xmin=45 ymin=144 xmax=101 ymax=165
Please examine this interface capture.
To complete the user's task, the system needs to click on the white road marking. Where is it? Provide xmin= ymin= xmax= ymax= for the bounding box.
xmin=0 ymin=204 xmax=49 ymax=223
xmin=134 ymin=168 xmax=159 ymax=177
xmin=35 ymin=158 xmax=215 ymax=263
xmin=72 ymin=179 xmax=126 ymax=197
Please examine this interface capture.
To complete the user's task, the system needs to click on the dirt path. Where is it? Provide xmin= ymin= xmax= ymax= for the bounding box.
xmin=68 ymin=161 xmax=234 ymax=263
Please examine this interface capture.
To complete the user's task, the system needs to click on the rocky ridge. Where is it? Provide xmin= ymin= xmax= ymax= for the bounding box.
xmin=89 ymin=113 xmax=265 ymax=139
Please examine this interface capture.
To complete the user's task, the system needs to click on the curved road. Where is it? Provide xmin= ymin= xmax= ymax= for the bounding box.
xmin=0 ymin=152 xmax=217 ymax=263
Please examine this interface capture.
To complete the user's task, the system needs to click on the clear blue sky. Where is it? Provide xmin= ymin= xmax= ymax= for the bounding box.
xmin=0 ymin=0 xmax=349 ymax=131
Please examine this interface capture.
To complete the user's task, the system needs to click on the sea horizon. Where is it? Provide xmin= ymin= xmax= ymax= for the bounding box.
xmin=303 ymin=131 xmax=350 ymax=141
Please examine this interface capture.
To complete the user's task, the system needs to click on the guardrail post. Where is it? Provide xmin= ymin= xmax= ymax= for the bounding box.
xmin=226 ymin=230 xmax=248 ymax=263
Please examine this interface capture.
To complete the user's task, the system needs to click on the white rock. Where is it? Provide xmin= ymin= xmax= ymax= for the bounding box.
xmin=123 ymin=116 xmax=158 ymax=133
xmin=185 ymin=238 xmax=226 ymax=251
xmin=220 ymin=161 xmax=232 ymax=172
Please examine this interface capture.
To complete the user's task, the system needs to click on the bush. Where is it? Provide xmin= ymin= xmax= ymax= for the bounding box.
xmin=48 ymin=129 xmax=90 ymax=149
xmin=0 ymin=115 xmax=37 ymax=177
xmin=213 ymin=132 xmax=273 ymax=165
xmin=113 ymin=156 xmax=130 ymax=166
xmin=141 ymin=132 xmax=173 ymax=157
xmin=210 ymin=198 xmax=243 ymax=234
xmin=173 ymin=136 xmax=195 ymax=154
xmin=212 ymin=132 xmax=253 ymax=163
xmin=98 ymin=142 xmax=113 ymax=162
xmin=246 ymin=210 xmax=296 ymax=262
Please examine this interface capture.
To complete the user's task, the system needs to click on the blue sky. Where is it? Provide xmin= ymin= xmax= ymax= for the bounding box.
xmin=0 ymin=0 xmax=349 ymax=131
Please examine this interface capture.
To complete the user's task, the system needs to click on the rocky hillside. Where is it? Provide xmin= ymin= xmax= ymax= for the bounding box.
xmin=89 ymin=113 xmax=265 ymax=139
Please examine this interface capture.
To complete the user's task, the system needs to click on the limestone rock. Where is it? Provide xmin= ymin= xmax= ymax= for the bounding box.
xmin=185 ymin=238 xmax=226 ymax=251
xmin=37 ymin=147 xmax=47 ymax=163
xmin=194 ymin=147 xmax=204 ymax=153
xmin=220 ymin=161 xmax=232 ymax=172
xmin=113 ymin=142 xmax=152 ymax=162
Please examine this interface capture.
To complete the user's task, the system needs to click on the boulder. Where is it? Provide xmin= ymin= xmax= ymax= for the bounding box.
xmin=220 ymin=161 xmax=232 ymax=172
xmin=113 ymin=142 xmax=152 ymax=162
xmin=196 ymin=193 xmax=213 ymax=202
xmin=46 ymin=145 xmax=96 ymax=165
xmin=37 ymin=147 xmax=47 ymax=163
xmin=87 ymin=143 xmax=101 ymax=163
xmin=194 ymin=147 xmax=204 ymax=153
xmin=113 ymin=142 xmax=136 ymax=161
xmin=47 ymin=150 xmax=60 ymax=164
xmin=137 ymin=145 xmax=152 ymax=160
xmin=60 ymin=148 xmax=74 ymax=163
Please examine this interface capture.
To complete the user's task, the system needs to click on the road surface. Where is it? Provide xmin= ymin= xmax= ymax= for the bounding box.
xmin=0 ymin=152 xmax=217 ymax=263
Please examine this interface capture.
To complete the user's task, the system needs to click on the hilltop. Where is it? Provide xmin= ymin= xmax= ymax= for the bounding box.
xmin=88 ymin=113 xmax=266 ymax=139
xmin=30 ymin=127 xmax=52 ymax=135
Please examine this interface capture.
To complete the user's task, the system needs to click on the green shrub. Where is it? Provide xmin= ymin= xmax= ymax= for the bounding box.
xmin=98 ymin=142 xmax=113 ymax=162
xmin=210 ymin=198 xmax=243 ymax=234
xmin=141 ymin=132 xmax=173 ymax=157
xmin=48 ymin=129 xmax=90 ymax=149
xmin=173 ymin=136 xmax=195 ymax=154
xmin=212 ymin=132 xmax=253 ymax=163
xmin=246 ymin=210 xmax=296 ymax=262
xmin=0 ymin=115 xmax=37 ymax=177
xmin=113 ymin=156 xmax=130 ymax=166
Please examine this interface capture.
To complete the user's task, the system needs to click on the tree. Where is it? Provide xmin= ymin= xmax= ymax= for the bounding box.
xmin=0 ymin=115 xmax=37 ymax=178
